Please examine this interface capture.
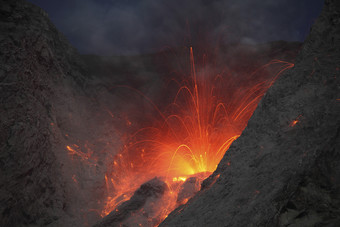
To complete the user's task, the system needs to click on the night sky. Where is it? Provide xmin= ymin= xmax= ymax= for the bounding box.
xmin=27 ymin=0 xmax=324 ymax=56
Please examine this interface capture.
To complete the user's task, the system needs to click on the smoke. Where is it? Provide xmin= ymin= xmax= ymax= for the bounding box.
xmin=28 ymin=0 xmax=323 ymax=55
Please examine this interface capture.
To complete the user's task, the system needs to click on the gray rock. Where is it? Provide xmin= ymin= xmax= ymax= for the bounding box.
xmin=177 ymin=177 xmax=201 ymax=204
xmin=93 ymin=177 xmax=168 ymax=227
xmin=0 ymin=0 xmax=95 ymax=226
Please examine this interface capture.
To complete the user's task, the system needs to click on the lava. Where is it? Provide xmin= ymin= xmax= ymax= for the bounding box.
xmin=100 ymin=47 xmax=294 ymax=225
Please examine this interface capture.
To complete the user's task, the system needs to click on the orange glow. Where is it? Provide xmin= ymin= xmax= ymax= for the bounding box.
xmin=290 ymin=120 xmax=299 ymax=127
xmin=99 ymin=47 xmax=294 ymax=223
xmin=172 ymin=177 xmax=187 ymax=182
xmin=72 ymin=175 xmax=78 ymax=184
xmin=67 ymin=145 xmax=90 ymax=160
xmin=289 ymin=115 xmax=302 ymax=127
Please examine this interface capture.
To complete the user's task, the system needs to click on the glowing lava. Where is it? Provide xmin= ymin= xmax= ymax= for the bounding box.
xmin=101 ymin=47 xmax=294 ymax=224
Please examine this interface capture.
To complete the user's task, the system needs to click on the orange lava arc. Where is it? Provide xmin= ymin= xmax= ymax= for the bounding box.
xmin=102 ymin=47 xmax=294 ymax=222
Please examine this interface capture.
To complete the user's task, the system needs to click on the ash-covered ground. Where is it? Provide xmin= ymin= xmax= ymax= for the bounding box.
xmin=1 ymin=0 xmax=338 ymax=227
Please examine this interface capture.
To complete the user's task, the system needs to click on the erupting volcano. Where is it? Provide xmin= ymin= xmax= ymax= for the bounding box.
xmin=2 ymin=0 xmax=339 ymax=226
xmin=97 ymin=47 xmax=294 ymax=226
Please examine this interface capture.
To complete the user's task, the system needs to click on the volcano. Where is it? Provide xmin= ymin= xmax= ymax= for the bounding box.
xmin=0 ymin=0 xmax=339 ymax=227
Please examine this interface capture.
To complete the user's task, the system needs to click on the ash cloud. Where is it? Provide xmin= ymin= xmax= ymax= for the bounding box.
xmin=28 ymin=0 xmax=323 ymax=55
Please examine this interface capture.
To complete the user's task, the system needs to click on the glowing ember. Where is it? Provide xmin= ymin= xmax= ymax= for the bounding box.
xmin=100 ymin=47 xmax=294 ymax=224
xmin=289 ymin=115 xmax=302 ymax=127
xmin=67 ymin=144 xmax=91 ymax=160
xmin=290 ymin=120 xmax=299 ymax=127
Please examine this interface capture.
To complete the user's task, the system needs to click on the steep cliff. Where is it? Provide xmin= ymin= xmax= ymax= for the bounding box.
xmin=0 ymin=0 xmax=94 ymax=226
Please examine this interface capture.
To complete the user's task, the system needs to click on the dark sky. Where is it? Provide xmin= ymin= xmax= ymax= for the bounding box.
xmin=27 ymin=0 xmax=324 ymax=56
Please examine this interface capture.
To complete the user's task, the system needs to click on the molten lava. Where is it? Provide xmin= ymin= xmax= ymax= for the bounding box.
xmin=100 ymin=47 xmax=294 ymax=225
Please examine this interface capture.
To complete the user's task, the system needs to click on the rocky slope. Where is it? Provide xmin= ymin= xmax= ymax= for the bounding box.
xmin=0 ymin=0 xmax=81 ymax=226
xmin=160 ymin=0 xmax=340 ymax=226
xmin=0 ymin=0 xmax=116 ymax=226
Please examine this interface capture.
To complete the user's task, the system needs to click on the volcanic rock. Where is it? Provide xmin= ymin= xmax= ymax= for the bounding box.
xmin=177 ymin=177 xmax=201 ymax=204
xmin=0 ymin=0 xmax=116 ymax=226
xmin=0 ymin=0 xmax=85 ymax=226
xmin=160 ymin=0 xmax=340 ymax=226
xmin=93 ymin=177 xmax=168 ymax=227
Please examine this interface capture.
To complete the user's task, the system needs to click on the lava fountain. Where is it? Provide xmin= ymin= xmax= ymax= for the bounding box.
xmin=100 ymin=47 xmax=294 ymax=225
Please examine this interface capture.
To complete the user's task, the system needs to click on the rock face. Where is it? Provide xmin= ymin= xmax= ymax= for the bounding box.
xmin=0 ymin=1 xmax=119 ymax=226
xmin=0 ymin=0 xmax=85 ymax=226
xmin=94 ymin=178 xmax=168 ymax=227
xmin=160 ymin=0 xmax=340 ymax=226
xmin=177 ymin=177 xmax=201 ymax=204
